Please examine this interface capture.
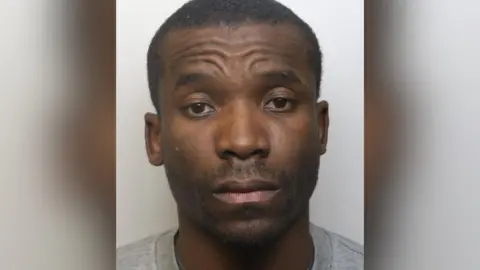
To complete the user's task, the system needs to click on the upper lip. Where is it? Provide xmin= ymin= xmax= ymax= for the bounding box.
xmin=213 ymin=179 xmax=280 ymax=194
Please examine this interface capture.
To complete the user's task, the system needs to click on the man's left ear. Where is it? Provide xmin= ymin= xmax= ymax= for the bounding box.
xmin=316 ymin=100 xmax=329 ymax=155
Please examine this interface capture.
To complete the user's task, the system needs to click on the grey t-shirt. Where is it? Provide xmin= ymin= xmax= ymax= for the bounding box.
xmin=117 ymin=223 xmax=363 ymax=270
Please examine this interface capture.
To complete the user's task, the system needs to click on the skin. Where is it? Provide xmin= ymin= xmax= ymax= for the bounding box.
xmin=145 ymin=23 xmax=329 ymax=270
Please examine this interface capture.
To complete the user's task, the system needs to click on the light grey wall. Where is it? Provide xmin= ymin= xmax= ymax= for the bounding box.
xmin=116 ymin=0 xmax=364 ymax=247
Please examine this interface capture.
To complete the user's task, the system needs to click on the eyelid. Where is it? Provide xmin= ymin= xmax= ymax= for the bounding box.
xmin=266 ymin=86 xmax=295 ymax=96
xmin=264 ymin=90 xmax=295 ymax=103
xmin=182 ymin=99 xmax=216 ymax=111
xmin=182 ymin=92 xmax=215 ymax=106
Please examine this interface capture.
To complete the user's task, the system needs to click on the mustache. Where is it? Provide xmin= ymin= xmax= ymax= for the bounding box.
xmin=207 ymin=160 xmax=277 ymax=181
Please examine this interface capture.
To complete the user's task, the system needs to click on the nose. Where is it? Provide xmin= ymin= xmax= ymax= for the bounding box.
xmin=215 ymin=104 xmax=270 ymax=162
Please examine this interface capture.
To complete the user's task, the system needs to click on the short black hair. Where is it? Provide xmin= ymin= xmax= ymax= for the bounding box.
xmin=147 ymin=0 xmax=322 ymax=112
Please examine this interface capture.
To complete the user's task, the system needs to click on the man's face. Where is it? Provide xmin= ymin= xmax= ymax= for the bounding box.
xmin=146 ymin=23 xmax=329 ymax=246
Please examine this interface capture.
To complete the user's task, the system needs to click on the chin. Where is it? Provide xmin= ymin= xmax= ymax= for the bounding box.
xmin=212 ymin=218 xmax=288 ymax=247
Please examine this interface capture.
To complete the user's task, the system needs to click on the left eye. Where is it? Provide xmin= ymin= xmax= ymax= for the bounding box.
xmin=264 ymin=98 xmax=292 ymax=112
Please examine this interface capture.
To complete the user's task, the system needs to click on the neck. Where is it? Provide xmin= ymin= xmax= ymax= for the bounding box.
xmin=176 ymin=211 xmax=314 ymax=270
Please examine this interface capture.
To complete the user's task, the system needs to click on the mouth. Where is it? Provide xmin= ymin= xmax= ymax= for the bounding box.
xmin=212 ymin=179 xmax=280 ymax=204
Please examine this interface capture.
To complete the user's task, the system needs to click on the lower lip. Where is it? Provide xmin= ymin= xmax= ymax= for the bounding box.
xmin=213 ymin=190 xmax=279 ymax=204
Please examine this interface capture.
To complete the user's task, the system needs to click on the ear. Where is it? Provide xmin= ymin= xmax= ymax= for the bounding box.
xmin=316 ymin=100 xmax=330 ymax=155
xmin=145 ymin=113 xmax=163 ymax=166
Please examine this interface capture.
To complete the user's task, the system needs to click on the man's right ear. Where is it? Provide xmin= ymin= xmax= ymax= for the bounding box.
xmin=145 ymin=113 xmax=163 ymax=166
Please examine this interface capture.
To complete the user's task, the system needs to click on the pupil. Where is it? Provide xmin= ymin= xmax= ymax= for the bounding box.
xmin=273 ymin=98 xmax=287 ymax=108
xmin=191 ymin=103 xmax=205 ymax=114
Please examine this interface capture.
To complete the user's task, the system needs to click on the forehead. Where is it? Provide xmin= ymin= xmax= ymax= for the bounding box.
xmin=159 ymin=23 xmax=312 ymax=73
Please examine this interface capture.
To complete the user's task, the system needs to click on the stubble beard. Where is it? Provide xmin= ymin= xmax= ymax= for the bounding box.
xmin=165 ymin=151 xmax=321 ymax=249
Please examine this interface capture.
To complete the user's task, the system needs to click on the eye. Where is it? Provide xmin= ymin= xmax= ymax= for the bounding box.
xmin=264 ymin=98 xmax=293 ymax=112
xmin=186 ymin=102 xmax=216 ymax=118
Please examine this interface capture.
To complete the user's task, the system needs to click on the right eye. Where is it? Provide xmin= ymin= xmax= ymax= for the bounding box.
xmin=186 ymin=102 xmax=216 ymax=118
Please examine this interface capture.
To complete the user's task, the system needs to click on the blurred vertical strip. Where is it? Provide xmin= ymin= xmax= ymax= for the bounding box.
xmin=62 ymin=0 xmax=117 ymax=268
xmin=366 ymin=0 xmax=480 ymax=269
xmin=365 ymin=0 xmax=407 ymax=268
xmin=60 ymin=0 xmax=117 ymax=268
xmin=63 ymin=0 xmax=116 ymax=219
xmin=0 ymin=0 xmax=115 ymax=269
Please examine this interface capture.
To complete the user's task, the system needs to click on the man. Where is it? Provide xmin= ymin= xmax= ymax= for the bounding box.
xmin=117 ymin=0 xmax=363 ymax=269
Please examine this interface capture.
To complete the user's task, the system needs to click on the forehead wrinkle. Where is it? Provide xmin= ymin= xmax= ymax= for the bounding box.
xmin=163 ymin=24 xmax=309 ymax=58
xmin=163 ymin=25 xmax=306 ymax=58
xmin=178 ymin=57 xmax=229 ymax=78
xmin=166 ymin=43 xmax=228 ymax=64
xmin=165 ymin=44 xmax=229 ymax=77
xmin=239 ymin=47 xmax=301 ymax=72
xmin=162 ymin=25 xmax=313 ymax=84
xmin=165 ymin=38 xmax=262 ymax=62
xmin=237 ymin=46 xmax=310 ymax=86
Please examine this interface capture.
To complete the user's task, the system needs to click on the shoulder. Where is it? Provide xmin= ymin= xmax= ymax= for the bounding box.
xmin=326 ymin=230 xmax=364 ymax=269
xmin=310 ymin=224 xmax=364 ymax=269
xmin=116 ymin=229 xmax=177 ymax=270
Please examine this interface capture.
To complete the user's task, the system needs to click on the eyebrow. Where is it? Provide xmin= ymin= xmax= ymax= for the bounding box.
xmin=259 ymin=70 xmax=304 ymax=87
xmin=174 ymin=73 xmax=213 ymax=90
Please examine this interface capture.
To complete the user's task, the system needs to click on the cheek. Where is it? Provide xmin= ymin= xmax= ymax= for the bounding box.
xmin=268 ymin=116 xmax=319 ymax=165
xmin=163 ymin=119 xmax=217 ymax=170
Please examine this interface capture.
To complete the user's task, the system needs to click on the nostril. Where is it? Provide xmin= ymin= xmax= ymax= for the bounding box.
xmin=220 ymin=148 xmax=269 ymax=161
xmin=221 ymin=150 xmax=236 ymax=160
xmin=251 ymin=149 xmax=269 ymax=158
